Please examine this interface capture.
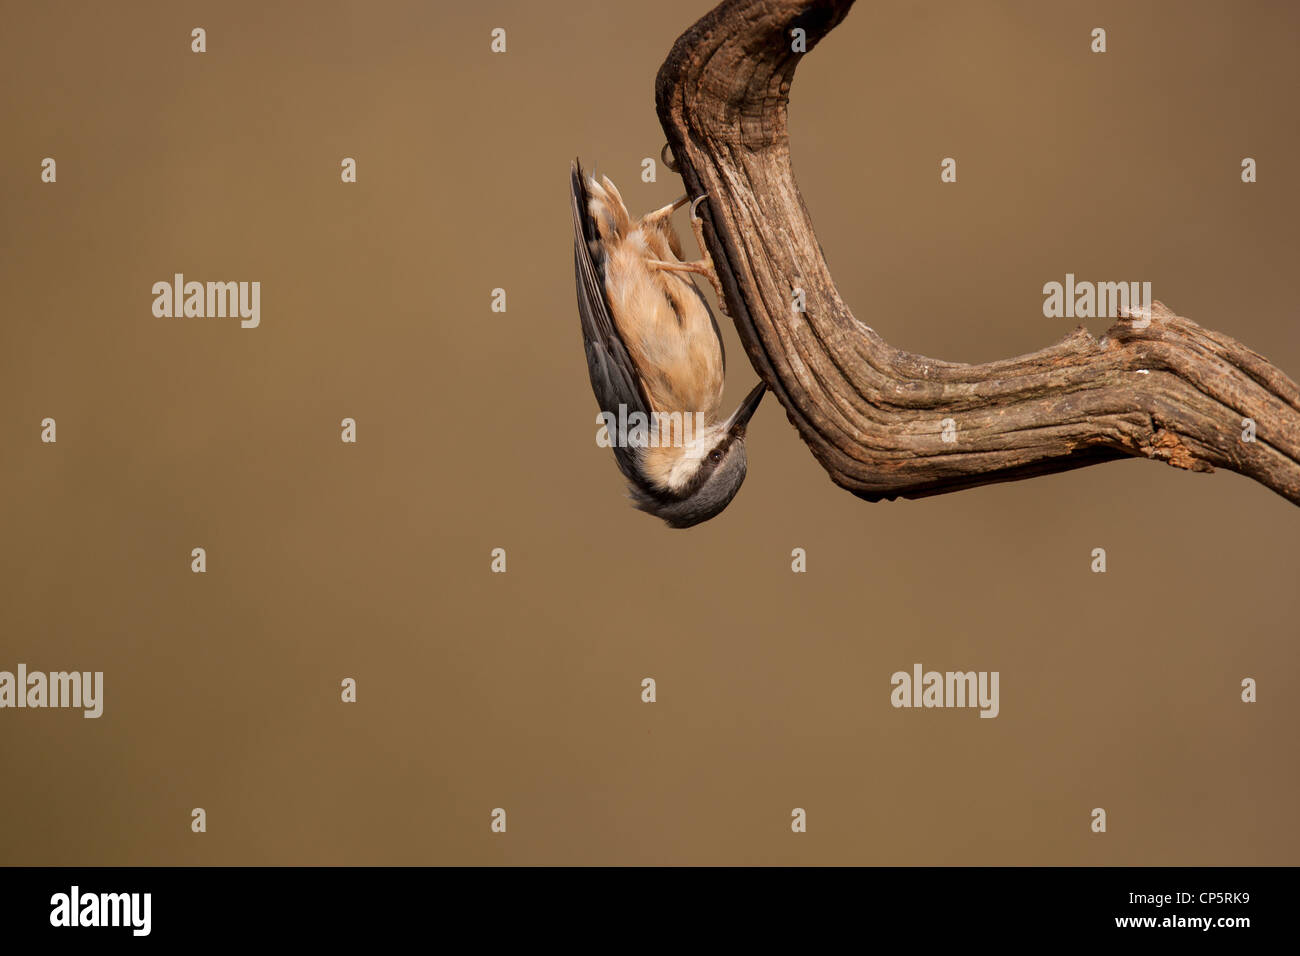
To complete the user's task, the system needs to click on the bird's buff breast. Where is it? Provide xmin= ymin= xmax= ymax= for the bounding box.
xmin=605 ymin=233 xmax=724 ymax=420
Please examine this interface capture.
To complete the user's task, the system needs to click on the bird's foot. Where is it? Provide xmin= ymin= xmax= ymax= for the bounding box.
xmin=647 ymin=257 xmax=727 ymax=312
xmin=641 ymin=194 xmax=691 ymax=231
xmin=648 ymin=195 xmax=728 ymax=311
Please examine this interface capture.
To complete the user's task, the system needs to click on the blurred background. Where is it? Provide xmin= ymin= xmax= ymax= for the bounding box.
xmin=1 ymin=0 xmax=1296 ymax=864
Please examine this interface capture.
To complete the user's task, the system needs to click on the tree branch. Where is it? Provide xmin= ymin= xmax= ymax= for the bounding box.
xmin=655 ymin=0 xmax=1300 ymax=505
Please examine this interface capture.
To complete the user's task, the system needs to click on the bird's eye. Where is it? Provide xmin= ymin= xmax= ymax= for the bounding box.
xmin=708 ymin=449 xmax=723 ymax=464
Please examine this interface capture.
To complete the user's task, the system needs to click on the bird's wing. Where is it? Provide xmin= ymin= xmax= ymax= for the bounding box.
xmin=570 ymin=159 xmax=655 ymax=485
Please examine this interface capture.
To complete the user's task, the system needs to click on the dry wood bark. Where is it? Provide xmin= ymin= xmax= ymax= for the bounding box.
xmin=654 ymin=0 xmax=1300 ymax=505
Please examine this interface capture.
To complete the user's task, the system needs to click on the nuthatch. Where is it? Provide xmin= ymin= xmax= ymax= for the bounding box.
xmin=570 ymin=159 xmax=765 ymax=528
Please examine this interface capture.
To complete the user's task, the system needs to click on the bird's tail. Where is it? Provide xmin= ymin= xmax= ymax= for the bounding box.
xmin=586 ymin=175 xmax=632 ymax=244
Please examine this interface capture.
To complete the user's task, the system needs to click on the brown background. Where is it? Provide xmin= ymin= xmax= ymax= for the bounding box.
xmin=2 ymin=0 xmax=1297 ymax=865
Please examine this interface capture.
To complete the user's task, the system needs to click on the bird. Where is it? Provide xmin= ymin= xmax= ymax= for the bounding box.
xmin=569 ymin=158 xmax=765 ymax=528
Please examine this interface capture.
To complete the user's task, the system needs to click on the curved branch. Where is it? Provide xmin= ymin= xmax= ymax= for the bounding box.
xmin=655 ymin=0 xmax=1300 ymax=504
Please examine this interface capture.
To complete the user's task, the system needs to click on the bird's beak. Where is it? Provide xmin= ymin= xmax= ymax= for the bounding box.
xmin=724 ymin=381 xmax=767 ymax=438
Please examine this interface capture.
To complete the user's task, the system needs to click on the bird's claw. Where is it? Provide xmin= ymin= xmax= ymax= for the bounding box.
xmin=660 ymin=142 xmax=679 ymax=173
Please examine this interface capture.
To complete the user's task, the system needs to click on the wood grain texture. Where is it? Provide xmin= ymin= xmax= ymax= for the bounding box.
xmin=655 ymin=0 xmax=1300 ymax=504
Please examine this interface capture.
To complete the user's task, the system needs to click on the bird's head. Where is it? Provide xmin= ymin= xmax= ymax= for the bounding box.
xmin=629 ymin=382 xmax=766 ymax=528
